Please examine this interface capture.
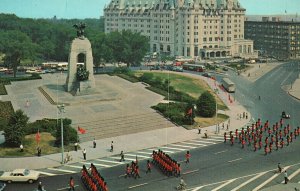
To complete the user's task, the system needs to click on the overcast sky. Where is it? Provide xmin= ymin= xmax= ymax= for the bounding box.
xmin=0 ymin=0 xmax=298 ymax=19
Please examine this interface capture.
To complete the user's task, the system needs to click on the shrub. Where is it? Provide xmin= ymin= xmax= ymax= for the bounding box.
xmin=196 ymin=91 xmax=216 ymax=117
xmin=54 ymin=118 xmax=78 ymax=146
xmin=25 ymin=118 xmax=57 ymax=135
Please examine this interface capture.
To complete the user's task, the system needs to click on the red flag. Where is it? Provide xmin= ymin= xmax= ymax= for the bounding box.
xmin=35 ymin=130 xmax=41 ymax=143
xmin=78 ymin=126 xmax=86 ymax=134
xmin=187 ymin=108 xmax=193 ymax=116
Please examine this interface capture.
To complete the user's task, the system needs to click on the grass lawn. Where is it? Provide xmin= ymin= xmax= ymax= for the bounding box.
xmin=134 ymin=71 xmax=227 ymax=110
xmin=185 ymin=113 xmax=229 ymax=130
xmin=0 ymin=132 xmax=74 ymax=157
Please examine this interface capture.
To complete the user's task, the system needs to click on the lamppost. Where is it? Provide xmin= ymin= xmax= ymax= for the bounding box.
xmin=214 ymin=88 xmax=218 ymax=134
xmin=57 ymin=104 xmax=65 ymax=164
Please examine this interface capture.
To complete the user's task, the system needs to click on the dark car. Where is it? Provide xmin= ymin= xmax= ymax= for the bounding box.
xmin=222 ymin=67 xmax=228 ymax=71
xmin=282 ymin=111 xmax=290 ymax=119
xmin=202 ymin=72 xmax=212 ymax=78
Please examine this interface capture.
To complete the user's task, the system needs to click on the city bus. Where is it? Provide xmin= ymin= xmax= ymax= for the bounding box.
xmin=222 ymin=78 xmax=236 ymax=93
xmin=182 ymin=63 xmax=205 ymax=72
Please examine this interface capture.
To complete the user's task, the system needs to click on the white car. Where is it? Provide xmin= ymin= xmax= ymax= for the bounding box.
xmin=25 ymin=69 xmax=45 ymax=74
xmin=0 ymin=169 xmax=40 ymax=183
xmin=0 ymin=67 xmax=8 ymax=72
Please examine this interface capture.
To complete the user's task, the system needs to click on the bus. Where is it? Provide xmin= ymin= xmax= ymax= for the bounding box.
xmin=182 ymin=63 xmax=205 ymax=72
xmin=222 ymin=78 xmax=236 ymax=93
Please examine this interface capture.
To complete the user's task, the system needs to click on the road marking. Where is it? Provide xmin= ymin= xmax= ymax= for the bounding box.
xmin=136 ymin=151 xmax=153 ymax=155
xmin=202 ymin=138 xmax=223 ymax=142
xmin=189 ymin=140 xmax=216 ymax=144
xmin=211 ymin=179 xmax=236 ymax=191
xmin=209 ymin=136 xmax=224 ymax=140
xmin=228 ymin=158 xmax=242 ymax=163
xmin=214 ymin=150 xmax=227 ymax=154
xmin=57 ymin=185 xmax=79 ymax=190
xmin=280 ymin=70 xmax=294 ymax=85
xmin=183 ymin=169 xmax=199 ymax=175
xmin=147 ymin=148 xmax=175 ymax=153
xmin=182 ymin=142 xmax=207 ymax=146
xmin=128 ymin=182 xmax=148 ymax=189
xmin=231 ymin=171 xmax=268 ymax=191
xmin=47 ymin=168 xmax=76 ymax=173
xmin=169 ymin=144 xmax=197 ymax=149
xmin=95 ymin=159 xmax=124 ymax=164
xmin=37 ymin=171 xmax=56 ymax=176
xmin=125 ymin=153 xmax=150 ymax=159
xmin=110 ymin=156 xmax=136 ymax=161
xmin=80 ymin=162 xmax=112 ymax=168
xmin=252 ymin=166 xmax=291 ymax=191
xmin=160 ymin=146 xmax=186 ymax=151
xmin=64 ymin=164 xmax=82 ymax=169
xmin=191 ymin=186 xmax=205 ymax=191
xmin=281 ymin=167 xmax=300 ymax=183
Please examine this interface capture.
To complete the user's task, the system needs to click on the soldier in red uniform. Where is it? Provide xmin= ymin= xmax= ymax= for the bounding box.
xmin=185 ymin=151 xmax=191 ymax=164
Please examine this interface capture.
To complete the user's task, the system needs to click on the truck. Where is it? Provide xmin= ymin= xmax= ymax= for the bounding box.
xmin=222 ymin=78 xmax=236 ymax=93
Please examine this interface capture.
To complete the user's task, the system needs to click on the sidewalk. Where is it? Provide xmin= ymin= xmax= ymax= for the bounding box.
xmin=288 ymin=78 xmax=300 ymax=101
xmin=0 ymin=73 xmax=251 ymax=171
xmin=261 ymin=183 xmax=300 ymax=191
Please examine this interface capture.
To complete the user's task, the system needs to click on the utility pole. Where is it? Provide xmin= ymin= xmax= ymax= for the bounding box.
xmin=57 ymin=104 xmax=65 ymax=164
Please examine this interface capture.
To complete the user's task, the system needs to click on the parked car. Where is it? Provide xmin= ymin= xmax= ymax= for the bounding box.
xmin=0 ymin=67 xmax=8 ymax=72
xmin=4 ymin=69 xmax=13 ymax=74
xmin=173 ymin=66 xmax=183 ymax=72
xmin=281 ymin=111 xmax=290 ymax=119
xmin=44 ymin=69 xmax=56 ymax=73
xmin=25 ymin=69 xmax=45 ymax=74
xmin=202 ymin=72 xmax=212 ymax=78
xmin=0 ymin=169 xmax=40 ymax=183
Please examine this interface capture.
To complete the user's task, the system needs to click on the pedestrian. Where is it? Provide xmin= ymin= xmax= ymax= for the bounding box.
xmin=74 ymin=142 xmax=78 ymax=152
xmin=243 ymin=112 xmax=245 ymax=119
xmin=20 ymin=144 xmax=24 ymax=152
xmin=82 ymin=148 xmax=86 ymax=160
xmin=224 ymin=132 xmax=227 ymax=143
xmin=198 ymin=127 xmax=201 ymax=134
xmin=241 ymin=139 xmax=245 ymax=149
xmin=93 ymin=138 xmax=96 ymax=148
xmin=120 ymin=151 xmax=125 ymax=162
xmin=25 ymin=99 xmax=30 ymax=108
xmin=146 ymin=160 xmax=151 ymax=173
xmin=134 ymin=165 xmax=141 ymax=179
xmin=264 ymin=145 xmax=268 ymax=155
xmin=278 ymin=163 xmax=282 ymax=173
xmin=222 ymin=123 xmax=225 ymax=130
xmin=185 ymin=151 xmax=191 ymax=164
xmin=69 ymin=176 xmax=75 ymax=191
xmin=37 ymin=147 xmax=41 ymax=157
xmin=37 ymin=182 xmax=43 ymax=191
xmin=226 ymin=123 xmax=229 ymax=130
xmin=125 ymin=164 xmax=131 ymax=178
xmin=246 ymin=113 xmax=248 ymax=119
xmin=230 ymin=135 xmax=234 ymax=146
xmin=284 ymin=170 xmax=289 ymax=184
xmin=110 ymin=141 xmax=114 ymax=152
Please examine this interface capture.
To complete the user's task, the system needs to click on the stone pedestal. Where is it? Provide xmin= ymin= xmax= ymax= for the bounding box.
xmin=66 ymin=37 xmax=95 ymax=93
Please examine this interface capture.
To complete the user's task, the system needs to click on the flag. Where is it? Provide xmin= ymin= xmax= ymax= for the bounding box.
xmin=35 ymin=130 xmax=41 ymax=144
xmin=78 ymin=126 xmax=86 ymax=134
xmin=187 ymin=108 xmax=193 ymax=116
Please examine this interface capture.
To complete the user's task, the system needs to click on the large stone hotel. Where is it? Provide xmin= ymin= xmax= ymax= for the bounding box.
xmin=104 ymin=0 xmax=257 ymax=60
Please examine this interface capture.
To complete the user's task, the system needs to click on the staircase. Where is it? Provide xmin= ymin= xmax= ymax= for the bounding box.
xmin=76 ymin=111 xmax=175 ymax=142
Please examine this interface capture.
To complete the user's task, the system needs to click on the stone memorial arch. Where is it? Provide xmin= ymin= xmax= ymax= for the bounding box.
xmin=66 ymin=23 xmax=95 ymax=93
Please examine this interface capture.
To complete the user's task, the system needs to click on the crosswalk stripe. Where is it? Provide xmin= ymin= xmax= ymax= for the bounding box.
xmin=191 ymin=186 xmax=204 ymax=191
xmin=64 ymin=164 xmax=84 ymax=169
xmin=211 ymin=179 xmax=236 ymax=191
xmin=209 ymin=136 xmax=224 ymax=140
xmin=169 ymin=144 xmax=197 ymax=149
xmin=253 ymin=166 xmax=291 ymax=191
xmin=36 ymin=171 xmax=56 ymax=176
xmin=136 ymin=151 xmax=153 ymax=155
xmin=110 ymin=156 xmax=136 ymax=161
xmin=203 ymin=138 xmax=223 ymax=142
xmin=80 ymin=162 xmax=112 ymax=168
xmin=281 ymin=168 xmax=300 ymax=183
xmin=147 ymin=148 xmax=175 ymax=153
xmin=231 ymin=172 xmax=267 ymax=191
xmin=190 ymin=140 xmax=217 ymax=144
xmin=160 ymin=146 xmax=186 ymax=151
xmin=125 ymin=154 xmax=150 ymax=159
xmin=47 ymin=168 xmax=76 ymax=173
xmin=182 ymin=142 xmax=207 ymax=146
xmin=95 ymin=159 xmax=124 ymax=164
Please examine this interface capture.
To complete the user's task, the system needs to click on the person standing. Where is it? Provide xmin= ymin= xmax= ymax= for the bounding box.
xmin=20 ymin=144 xmax=24 ymax=152
xmin=185 ymin=151 xmax=191 ymax=164
xmin=82 ymin=148 xmax=86 ymax=160
xmin=93 ymin=138 xmax=96 ymax=148
xmin=278 ymin=163 xmax=282 ymax=173
xmin=37 ymin=147 xmax=41 ymax=157
xmin=69 ymin=176 xmax=75 ymax=191
xmin=110 ymin=141 xmax=114 ymax=152
xmin=120 ymin=151 xmax=125 ymax=162
xmin=74 ymin=142 xmax=78 ymax=151
xmin=146 ymin=160 xmax=151 ymax=173
xmin=284 ymin=170 xmax=289 ymax=184
xmin=198 ymin=127 xmax=201 ymax=134
xmin=37 ymin=182 xmax=44 ymax=191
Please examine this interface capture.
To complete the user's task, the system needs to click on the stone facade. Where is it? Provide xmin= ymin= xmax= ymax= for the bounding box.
xmin=104 ymin=0 xmax=257 ymax=59
xmin=66 ymin=38 xmax=95 ymax=92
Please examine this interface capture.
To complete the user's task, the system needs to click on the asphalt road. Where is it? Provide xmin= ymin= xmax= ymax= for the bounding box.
xmin=5 ymin=62 xmax=300 ymax=191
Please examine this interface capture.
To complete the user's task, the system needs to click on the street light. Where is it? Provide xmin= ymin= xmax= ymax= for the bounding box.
xmin=57 ymin=104 xmax=65 ymax=164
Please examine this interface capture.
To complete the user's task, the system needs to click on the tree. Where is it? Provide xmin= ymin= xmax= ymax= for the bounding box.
xmin=184 ymin=103 xmax=195 ymax=125
xmin=55 ymin=118 xmax=78 ymax=146
xmin=0 ymin=30 xmax=37 ymax=77
xmin=196 ymin=91 xmax=216 ymax=117
xmin=4 ymin=109 xmax=29 ymax=147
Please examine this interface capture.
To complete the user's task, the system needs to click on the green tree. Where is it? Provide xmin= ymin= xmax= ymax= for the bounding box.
xmin=0 ymin=30 xmax=37 ymax=77
xmin=184 ymin=103 xmax=195 ymax=125
xmin=55 ymin=118 xmax=78 ymax=146
xmin=4 ymin=109 xmax=29 ymax=147
xmin=196 ymin=91 xmax=216 ymax=117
